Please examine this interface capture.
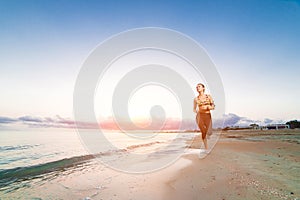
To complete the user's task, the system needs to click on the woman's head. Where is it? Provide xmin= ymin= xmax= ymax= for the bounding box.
xmin=196 ymin=83 xmax=205 ymax=93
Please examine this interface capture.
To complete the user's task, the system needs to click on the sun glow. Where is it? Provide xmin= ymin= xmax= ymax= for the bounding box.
xmin=127 ymin=84 xmax=182 ymax=127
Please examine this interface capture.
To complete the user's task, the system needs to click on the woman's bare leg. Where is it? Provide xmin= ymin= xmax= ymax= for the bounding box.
xmin=203 ymin=138 xmax=208 ymax=150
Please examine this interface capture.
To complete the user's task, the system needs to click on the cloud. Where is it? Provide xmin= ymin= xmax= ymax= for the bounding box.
xmin=31 ymin=115 xmax=99 ymax=129
xmin=0 ymin=114 xmax=292 ymax=130
xmin=98 ymin=117 xmax=182 ymax=130
xmin=0 ymin=116 xmax=18 ymax=124
xmin=212 ymin=113 xmax=288 ymax=128
xmin=18 ymin=116 xmax=43 ymax=123
xmin=0 ymin=115 xmax=99 ymax=129
xmin=214 ymin=113 xmax=241 ymax=128
xmin=264 ymin=118 xmax=273 ymax=124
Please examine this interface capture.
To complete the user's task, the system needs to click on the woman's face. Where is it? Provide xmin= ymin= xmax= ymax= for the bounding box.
xmin=196 ymin=84 xmax=205 ymax=93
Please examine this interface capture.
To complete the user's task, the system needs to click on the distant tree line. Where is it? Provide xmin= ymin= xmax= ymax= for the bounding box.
xmin=286 ymin=120 xmax=300 ymax=129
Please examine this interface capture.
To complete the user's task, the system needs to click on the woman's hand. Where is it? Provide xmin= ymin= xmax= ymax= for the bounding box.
xmin=207 ymin=105 xmax=215 ymax=110
xmin=200 ymin=105 xmax=214 ymax=111
xmin=199 ymin=106 xmax=209 ymax=111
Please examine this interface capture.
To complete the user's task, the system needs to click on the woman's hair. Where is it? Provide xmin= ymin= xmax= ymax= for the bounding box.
xmin=197 ymin=83 xmax=205 ymax=88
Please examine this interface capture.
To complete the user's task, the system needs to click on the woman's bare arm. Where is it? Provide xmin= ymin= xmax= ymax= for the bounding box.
xmin=193 ymin=98 xmax=197 ymax=113
xmin=207 ymin=95 xmax=215 ymax=110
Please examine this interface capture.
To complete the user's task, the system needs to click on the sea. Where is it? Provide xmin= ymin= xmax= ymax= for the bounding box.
xmin=0 ymin=128 xmax=197 ymax=197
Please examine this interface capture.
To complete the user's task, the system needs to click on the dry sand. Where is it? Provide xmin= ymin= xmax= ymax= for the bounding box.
xmin=164 ymin=135 xmax=300 ymax=200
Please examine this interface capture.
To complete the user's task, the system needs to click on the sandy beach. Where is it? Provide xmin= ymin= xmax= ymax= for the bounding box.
xmin=165 ymin=131 xmax=300 ymax=200
xmin=1 ymin=130 xmax=299 ymax=200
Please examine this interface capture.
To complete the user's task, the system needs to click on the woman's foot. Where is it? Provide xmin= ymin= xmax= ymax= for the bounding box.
xmin=199 ymin=149 xmax=209 ymax=158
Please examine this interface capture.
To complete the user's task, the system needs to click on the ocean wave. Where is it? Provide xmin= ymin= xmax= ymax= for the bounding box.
xmin=0 ymin=154 xmax=95 ymax=192
xmin=126 ymin=141 xmax=162 ymax=150
xmin=0 ymin=144 xmax=40 ymax=152
xmin=0 ymin=139 xmax=169 ymax=193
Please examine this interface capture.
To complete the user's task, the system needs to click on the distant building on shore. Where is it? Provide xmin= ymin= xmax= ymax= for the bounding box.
xmin=265 ymin=124 xmax=290 ymax=130
xmin=222 ymin=123 xmax=290 ymax=131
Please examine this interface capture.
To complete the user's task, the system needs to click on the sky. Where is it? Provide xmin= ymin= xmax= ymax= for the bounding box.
xmin=0 ymin=0 xmax=299 ymax=129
